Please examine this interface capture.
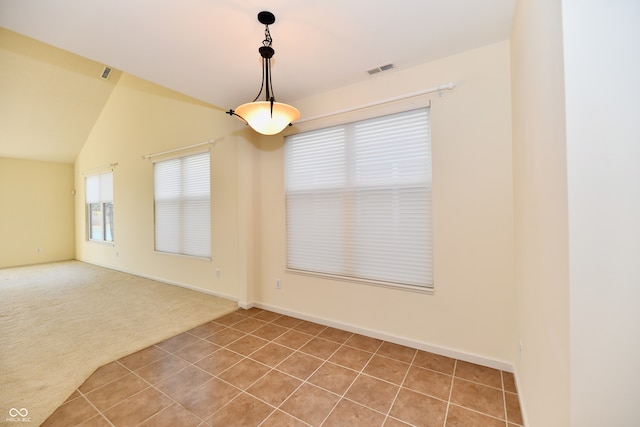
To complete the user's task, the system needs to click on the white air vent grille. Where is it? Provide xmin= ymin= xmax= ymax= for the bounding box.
xmin=367 ymin=63 xmax=395 ymax=75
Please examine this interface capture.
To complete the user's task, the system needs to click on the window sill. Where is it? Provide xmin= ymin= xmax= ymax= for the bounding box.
xmin=153 ymin=250 xmax=212 ymax=262
xmin=87 ymin=240 xmax=115 ymax=246
xmin=285 ymin=268 xmax=434 ymax=295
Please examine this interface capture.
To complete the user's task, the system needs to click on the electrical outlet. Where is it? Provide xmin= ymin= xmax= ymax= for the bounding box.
xmin=275 ymin=279 xmax=281 ymax=290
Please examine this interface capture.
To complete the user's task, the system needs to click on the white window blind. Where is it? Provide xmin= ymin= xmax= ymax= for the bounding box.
xmin=85 ymin=172 xmax=113 ymax=204
xmin=154 ymin=152 xmax=211 ymax=258
xmin=285 ymin=107 xmax=432 ymax=288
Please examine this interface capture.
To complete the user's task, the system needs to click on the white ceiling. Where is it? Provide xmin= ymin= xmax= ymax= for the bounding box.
xmin=0 ymin=0 xmax=515 ymax=110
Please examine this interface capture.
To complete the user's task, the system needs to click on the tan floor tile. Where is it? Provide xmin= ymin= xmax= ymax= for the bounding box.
xmin=261 ymin=410 xmax=309 ymax=427
xmin=272 ymin=315 xmax=304 ymax=328
xmin=225 ymin=334 xmax=269 ymax=356
xmin=177 ymin=377 xmax=240 ymax=419
xmin=77 ymin=415 xmax=112 ymax=426
xmin=42 ymin=396 xmax=100 ymax=427
xmin=138 ymin=403 xmax=203 ymax=427
xmin=383 ymin=417 xmax=413 ymax=426
xmin=155 ymin=365 xmax=212 ymax=401
xmin=195 ymin=348 xmax=244 ymax=375
xmin=329 ymin=345 xmax=372 ymax=371
xmin=84 ymin=373 xmax=148 ymax=412
xmin=345 ymin=374 xmax=399 ymax=413
xmin=403 ymin=365 xmax=452 ymax=400
xmin=446 ymin=404 xmax=507 ymax=427
xmin=376 ymin=342 xmax=417 ymax=363
xmin=345 ymin=334 xmax=383 ymax=353
xmin=299 ymin=337 xmax=341 ymax=359
xmin=274 ymin=330 xmax=314 ymax=349
xmin=118 ymin=345 xmax=169 ymax=371
xmin=450 ymin=378 xmax=505 ymax=420
xmin=294 ymin=320 xmax=327 ymax=335
xmin=156 ymin=331 xmax=200 ymax=353
xmin=250 ymin=342 xmax=294 ymax=366
xmin=280 ymin=383 xmax=340 ymax=426
xmin=238 ymin=307 xmax=264 ymax=316
xmin=455 ymin=360 xmax=503 ymax=389
xmin=277 ymin=351 xmax=324 ymax=380
xmin=363 ymin=354 xmax=410 ymax=385
xmin=231 ymin=317 xmax=269 ymax=333
xmin=103 ymin=386 xmax=173 ymax=426
xmin=252 ymin=310 xmax=283 ymax=322
xmin=213 ymin=312 xmax=247 ymax=326
xmin=413 ymin=350 xmax=456 ymax=375
xmin=209 ymin=393 xmax=273 ymax=427
xmin=186 ymin=321 xmax=226 ymax=338
xmin=323 ymin=399 xmax=385 ymax=427
xmin=218 ymin=358 xmax=270 ymax=389
xmin=318 ymin=326 xmax=353 ymax=344
xmin=251 ymin=323 xmax=289 ymax=341
xmin=308 ymin=362 xmax=358 ymax=395
xmin=503 ymin=371 xmax=517 ymax=393
xmin=247 ymin=370 xmax=302 ymax=406
xmin=64 ymin=389 xmax=81 ymax=403
xmin=389 ymin=388 xmax=447 ymax=427
xmin=78 ymin=361 xmax=129 ymax=393
xmin=505 ymin=391 xmax=524 ymax=425
xmin=174 ymin=339 xmax=220 ymax=363
xmin=135 ymin=353 xmax=190 ymax=384
xmin=206 ymin=327 xmax=246 ymax=346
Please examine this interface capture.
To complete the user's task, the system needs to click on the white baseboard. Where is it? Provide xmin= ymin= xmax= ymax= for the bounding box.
xmin=248 ymin=301 xmax=514 ymax=373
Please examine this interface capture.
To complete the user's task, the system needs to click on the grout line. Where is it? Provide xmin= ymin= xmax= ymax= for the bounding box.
xmin=502 ymin=370 xmax=509 ymax=424
xmin=383 ymin=345 xmax=419 ymax=424
xmin=75 ymin=390 xmax=116 ymax=427
xmin=443 ymin=359 xmax=458 ymax=427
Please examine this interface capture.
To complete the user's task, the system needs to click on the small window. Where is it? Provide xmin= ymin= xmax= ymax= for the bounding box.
xmin=153 ymin=151 xmax=211 ymax=258
xmin=85 ymin=172 xmax=114 ymax=242
xmin=285 ymin=107 xmax=433 ymax=289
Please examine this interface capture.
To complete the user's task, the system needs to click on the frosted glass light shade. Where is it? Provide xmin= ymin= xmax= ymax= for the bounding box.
xmin=234 ymin=101 xmax=300 ymax=135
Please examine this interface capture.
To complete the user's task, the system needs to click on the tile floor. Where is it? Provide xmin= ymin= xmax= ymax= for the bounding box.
xmin=43 ymin=308 xmax=524 ymax=426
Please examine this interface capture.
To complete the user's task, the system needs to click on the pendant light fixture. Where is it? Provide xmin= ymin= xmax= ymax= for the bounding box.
xmin=226 ymin=11 xmax=300 ymax=135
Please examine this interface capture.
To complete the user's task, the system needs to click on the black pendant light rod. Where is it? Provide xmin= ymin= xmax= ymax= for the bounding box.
xmin=226 ymin=11 xmax=277 ymax=120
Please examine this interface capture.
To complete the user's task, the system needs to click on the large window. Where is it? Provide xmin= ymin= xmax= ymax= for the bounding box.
xmin=153 ymin=151 xmax=211 ymax=258
xmin=285 ymin=107 xmax=432 ymax=289
xmin=86 ymin=172 xmax=114 ymax=242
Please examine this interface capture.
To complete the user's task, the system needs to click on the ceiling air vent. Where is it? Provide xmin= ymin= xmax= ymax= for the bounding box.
xmin=100 ymin=66 xmax=112 ymax=80
xmin=367 ymin=63 xmax=395 ymax=75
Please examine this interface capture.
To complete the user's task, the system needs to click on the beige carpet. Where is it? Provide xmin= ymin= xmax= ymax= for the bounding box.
xmin=0 ymin=261 xmax=238 ymax=426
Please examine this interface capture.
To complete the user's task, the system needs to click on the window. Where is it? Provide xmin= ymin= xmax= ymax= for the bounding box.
xmin=86 ymin=172 xmax=114 ymax=242
xmin=153 ymin=151 xmax=211 ymax=258
xmin=285 ymin=107 xmax=432 ymax=289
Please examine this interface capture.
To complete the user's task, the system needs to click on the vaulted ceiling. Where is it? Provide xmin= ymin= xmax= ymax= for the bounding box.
xmin=0 ymin=0 xmax=515 ymax=163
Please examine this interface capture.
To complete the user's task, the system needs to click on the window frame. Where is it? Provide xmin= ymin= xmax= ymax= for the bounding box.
xmin=85 ymin=172 xmax=114 ymax=243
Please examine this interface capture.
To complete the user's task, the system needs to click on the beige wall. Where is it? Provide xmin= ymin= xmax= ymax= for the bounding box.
xmin=563 ymin=2 xmax=640 ymax=426
xmin=510 ymin=1 xmax=570 ymax=426
xmin=74 ymin=72 xmax=252 ymax=302
xmin=0 ymin=157 xmax=75 ymax=267
xmin=251 ymin=41 xmax=516 ymax=368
